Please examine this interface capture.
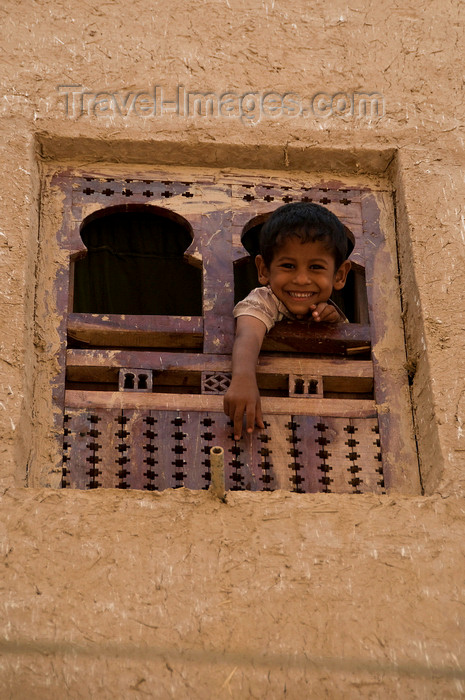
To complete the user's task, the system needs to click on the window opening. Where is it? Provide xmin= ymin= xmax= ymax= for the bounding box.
xmin=47 ymin=172 xmax=420 ymax=495
xmin=123 ymin=372 xmax=135 ymax=390
xmin=73 ymin=205 xmax=202 ymax=316
xmin=234 ymin=214 xmax=368 ymax=324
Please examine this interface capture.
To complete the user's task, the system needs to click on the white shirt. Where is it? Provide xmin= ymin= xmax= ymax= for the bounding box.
xmin=233 ymin=286 xmax=347 ymax=332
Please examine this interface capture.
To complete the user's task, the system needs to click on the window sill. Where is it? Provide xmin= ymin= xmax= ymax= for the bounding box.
xmin=67 ymin=313 xmax=204 ymax=349
xmin=263 ymin=321 xmax=371 ymax=355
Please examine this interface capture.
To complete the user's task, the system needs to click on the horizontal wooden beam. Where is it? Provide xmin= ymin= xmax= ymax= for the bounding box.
xmin=66 ymin=349 xmax=373 ymax=377
xmin=263 ymin=322 xmax=371 ymax=355
xmin=67 ymin=313 xmax=204 ymax=348
xmin=65 ymin=390 xmax=377 ymax=417
xmin=67 ymin=314 xmax=371 ymax=355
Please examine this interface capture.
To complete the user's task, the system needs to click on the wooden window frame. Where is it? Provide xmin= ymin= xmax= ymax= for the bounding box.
xmin=49 ymin=170 xmax=420 ymax=494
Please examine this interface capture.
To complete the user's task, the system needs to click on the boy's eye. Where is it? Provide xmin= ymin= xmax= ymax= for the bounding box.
xmin=310 ymin=264 xmax=325 ymax=270
xmin=280 ymin=263 xmax=295 ymax=269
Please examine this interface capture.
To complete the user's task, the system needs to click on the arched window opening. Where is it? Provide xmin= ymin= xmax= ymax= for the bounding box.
xmin=73 ymin=205 xmax=202 ymax=316
xmin=234 ymin=213 xmax=368 ymax=324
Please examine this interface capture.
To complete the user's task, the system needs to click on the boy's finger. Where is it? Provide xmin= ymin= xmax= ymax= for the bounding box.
xmin=245 ymin=401 xmax=256 ymax=434
xmin=233 ymin=408 xmax=244 ymax=440
xmin=319 ymin=305 xmax=338 ymax=322
xmin=312 ymin=302 xmax=336 ymax=322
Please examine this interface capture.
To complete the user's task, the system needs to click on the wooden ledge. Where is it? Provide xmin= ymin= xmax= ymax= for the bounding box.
xmin=65 ymin=390 xmax=377 ymax=417
xmin=67 ymin=313 xmax=203 ymax=348
xmin=67 ymin=349 xmax=373 ymax=377
xmin=263 ymin=321 xmax=371 ymax=355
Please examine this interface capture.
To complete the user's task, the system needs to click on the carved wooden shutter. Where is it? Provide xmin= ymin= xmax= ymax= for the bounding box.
xmin=53 ymin=172 xmax=420 ymax=494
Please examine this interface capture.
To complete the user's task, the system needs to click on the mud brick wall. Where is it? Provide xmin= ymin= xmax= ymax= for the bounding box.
xmin=1 ymin=1 xmax=465 ymax=696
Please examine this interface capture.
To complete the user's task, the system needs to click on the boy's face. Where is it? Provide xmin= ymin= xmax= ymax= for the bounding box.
xmin=255 ymin=236 xmax=350 ymax=319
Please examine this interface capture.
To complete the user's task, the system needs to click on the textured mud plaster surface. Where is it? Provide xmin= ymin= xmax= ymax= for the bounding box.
xmin=0 ymin=0 xmax=461 ymax=492
xmin=1 ymin=488 xmax=465 ymax=699
xmin=0 ymin=0 xmax=465 ymax=696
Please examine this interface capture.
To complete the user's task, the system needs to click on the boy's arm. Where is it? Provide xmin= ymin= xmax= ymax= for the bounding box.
xmin=223 ymin=315 xmax=267 ymax=440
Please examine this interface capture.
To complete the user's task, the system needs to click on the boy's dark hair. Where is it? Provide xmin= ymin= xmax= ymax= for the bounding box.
xmin=259 ymin=202 xmax=348 ymax=269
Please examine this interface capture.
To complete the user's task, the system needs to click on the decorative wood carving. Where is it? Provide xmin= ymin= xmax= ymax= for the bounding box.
xmin=49 ymin=171 xmax=420 ymax=494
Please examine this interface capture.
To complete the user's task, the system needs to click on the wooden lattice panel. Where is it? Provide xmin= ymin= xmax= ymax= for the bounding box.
xmin=62 ymin=407 xmax=385 ymax=494
xmin=48 ymin=170 xmax=421 ymax=494
xmin=292 ymin=416 xmax=383 ymax=494
xmin=201 ymin=371 xmax=232 ymax=395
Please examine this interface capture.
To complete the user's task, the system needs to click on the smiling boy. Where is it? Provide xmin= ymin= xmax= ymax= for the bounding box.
xmin=223 ymin=202 xmax=351 ymax=440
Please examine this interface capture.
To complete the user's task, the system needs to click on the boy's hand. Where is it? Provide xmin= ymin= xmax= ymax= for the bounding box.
xmin=224 ymin=377 xmax=264 ymax=441
xmin=310 ymin=302 xmax=343 ymax=323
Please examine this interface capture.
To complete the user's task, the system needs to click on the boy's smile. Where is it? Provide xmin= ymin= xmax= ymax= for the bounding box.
xmin=255 ymin=236 xmax=349 ymax=319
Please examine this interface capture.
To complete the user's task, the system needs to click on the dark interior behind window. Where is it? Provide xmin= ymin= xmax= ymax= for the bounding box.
xmin=73 ymin=207 xmax=202 ymax=316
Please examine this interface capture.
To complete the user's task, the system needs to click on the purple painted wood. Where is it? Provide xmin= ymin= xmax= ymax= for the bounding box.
xmin=198 ymin=209 xmax=236 ymax=355
xmin=152 ymin=410 xmax=179 ymax=490
xmin=63 ymin=409 xmax=95 ymax=490
xmin=264 ymin=322 xmax=371 ymax=355
xmin=235 ymin=428 xmax=267 ymax=491
xmin=263 ymin=415 xmax=295 ymax=491
xmin=94 ymin=409 xmax=124 ymax=488
xmin=180 ymin=412 xmax=208 ymax=489
xmin=118 ymin=410 xmax=155 ymax=489
xmin=292 ymin=415 xmax=326 ymax=493
xmin=349 ymin=417 xmax=384 ymax=494
xmin=54 ymin=176 xmax=419 ymax=497
xmin=322 ymin=418 xmax=356 ymax=494
xmin=141 ymin=411 xmax=159 ymax=491
xmin=68 ymin=314 xmax=203 ymax=349
xmin=361 ymin=193 xmax=421 ymax=494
